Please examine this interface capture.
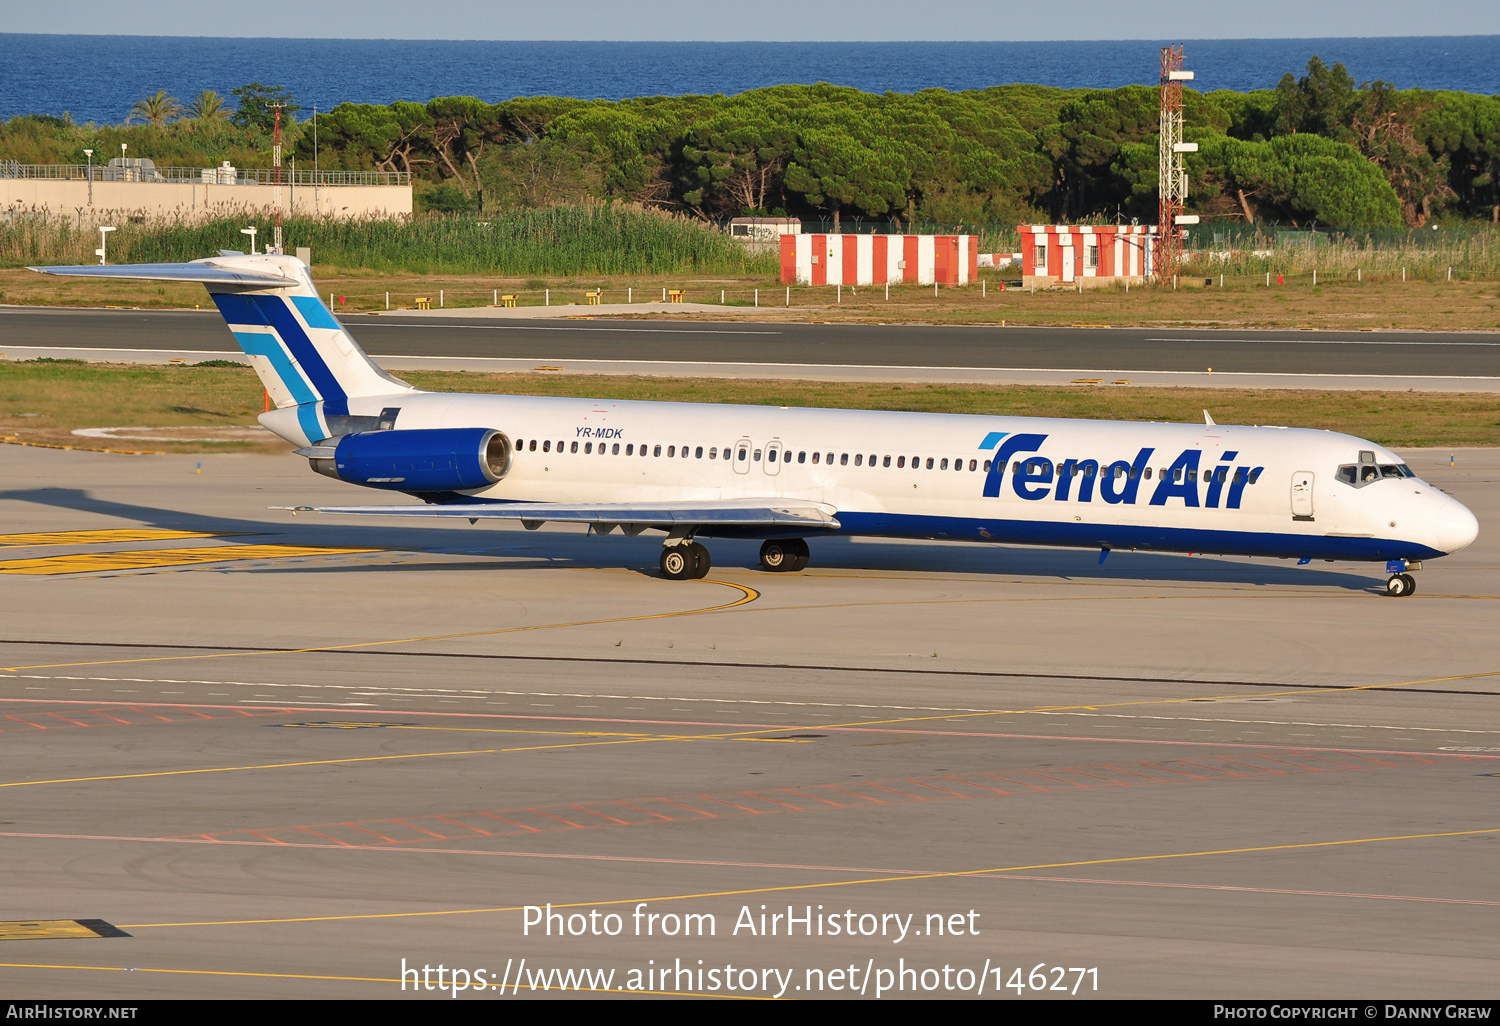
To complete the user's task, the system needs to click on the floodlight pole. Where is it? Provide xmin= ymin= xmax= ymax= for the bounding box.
xmin=269 ymin=103 xmax=284 ymax=254
xmin=83 ymin=149 xmax=93 ymax=205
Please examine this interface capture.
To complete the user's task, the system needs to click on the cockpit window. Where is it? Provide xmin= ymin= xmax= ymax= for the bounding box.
xmin=1337 ymin=462 xmax=1415 ymax=488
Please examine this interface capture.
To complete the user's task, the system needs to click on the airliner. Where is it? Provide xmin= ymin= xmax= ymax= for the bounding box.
xmin=31 ymin=253 xmax=1478 ymax=596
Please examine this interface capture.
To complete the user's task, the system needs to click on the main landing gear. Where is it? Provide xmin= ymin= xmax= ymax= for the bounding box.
xmin=1384 ymin=559 xmax=1419 ymax=598
xmin=759 ymin=538 xmax=809 ymax=573
xmin=656 ymin=537 xmax=812 ymax=580
xmin=660 ymin=541 xmax=712 ymax=581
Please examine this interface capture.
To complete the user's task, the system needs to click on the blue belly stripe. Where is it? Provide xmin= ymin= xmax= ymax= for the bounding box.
xmin=826 ymin=512 xmax=1444 ymax=562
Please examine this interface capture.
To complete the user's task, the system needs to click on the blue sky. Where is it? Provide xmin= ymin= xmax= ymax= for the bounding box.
xmin=9 ymin=1 xmax=1500 ymax=40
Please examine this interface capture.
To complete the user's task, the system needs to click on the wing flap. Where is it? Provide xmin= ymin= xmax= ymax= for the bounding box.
xmin=278 ymin=499 xmax=840 ymax=530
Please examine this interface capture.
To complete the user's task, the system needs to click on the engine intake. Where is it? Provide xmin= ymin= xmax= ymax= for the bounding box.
xmin=309 ymin=427 xmax=511 ymax=492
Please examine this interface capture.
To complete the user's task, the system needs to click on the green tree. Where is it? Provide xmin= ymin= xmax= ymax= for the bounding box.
xmin=1417 ymin=91 xmax=1500 ymax=221
xmin=186 ymin=91 xmax=228 ymax=123
xmin=127 ymin=90 xmax=181 ymax=126
xmin=680 ymin=93 xmax=794 ymax=215
xmin=1048 ymin=86 xmax=1159 ymax=220
xmin=1203 ymin=133 xmax=1403 ymax=226
xmin=1274 ymin=56 xmax=1357 ymax=137
xmin=784 ymin=120 xmax=909 ymax=228
xmin=548 ymin=102 xmax=680 ymax=204
xmin=231 ymin=83 xmax=300 ymax=133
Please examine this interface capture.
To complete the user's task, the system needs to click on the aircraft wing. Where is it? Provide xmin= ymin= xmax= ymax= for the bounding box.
xmin=278 ymin=498 xmax=841 ymax=532
xmin=29 ymin=261 xmax=301 ymax=287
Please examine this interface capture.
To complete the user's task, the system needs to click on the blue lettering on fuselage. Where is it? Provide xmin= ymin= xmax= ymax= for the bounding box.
xmin=981 ymin=433 xmax=1049 ymax=498
xmin=576 ymin=427 xmax=624 ymax=439
xmin=1149 ymin=449 xmax=1202 ymax=507
xmin=1100 ymin=448 xmax=1155 ymax=504
xmin=978 ymin=433 xmax=1263 ymax=509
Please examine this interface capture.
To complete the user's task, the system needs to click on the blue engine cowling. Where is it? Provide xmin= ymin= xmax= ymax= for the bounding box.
xmin=313 ymin=427 xmax=512 ymax=492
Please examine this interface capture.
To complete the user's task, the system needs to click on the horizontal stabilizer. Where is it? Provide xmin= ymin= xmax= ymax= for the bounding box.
xmin=29 ymin=261 xmax=300 ymax=287
xmin=278 ymin=499 xmax=841 ymax=530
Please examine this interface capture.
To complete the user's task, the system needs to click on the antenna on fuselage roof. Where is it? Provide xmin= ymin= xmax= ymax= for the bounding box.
xmin=1204 ymin=410 xmax=1216 ymax=426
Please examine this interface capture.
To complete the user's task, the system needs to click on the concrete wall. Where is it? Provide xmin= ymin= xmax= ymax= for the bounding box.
xmin=1 ymin=179 xmax=412 ymax=221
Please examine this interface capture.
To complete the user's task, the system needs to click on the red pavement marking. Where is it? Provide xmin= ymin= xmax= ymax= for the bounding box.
xmin=743 ymin=791 xmax=803 ymax=810
xmin=527 ymin=808 xmax=586 ymax=828
xmin=296 ymin=828 xmax=353 ymax=847
xmin=655 ymin=797 xmax=716 ymax=817
xmin=346 ymin=824 xmax=399 ymax=843
xmin=614 ymin=801 xmax=675 ymax=821
xmin=904 ymin=779 xmax=971 ymax=798
xmin=432 ymin=815 xmax=493 ymax=837
xmin=696 ymin=795 xmax=760 ymax=814
xmin=570 ymin=806 xmax=632 ymax=826
xmin=1095 ymin=764 xmax=1167 ymax=783
xmin=88 ymin=711 xmax=135 ymax=725
xmin=477 ymin=812 xmax=542 ymax=832
xmin=821 ymin=786 xmax=886 ymax=805
xmin=181 ymin=750 xmax=1475 ymax=848
xmin=391 ymin=819 xmax=448 ymax=839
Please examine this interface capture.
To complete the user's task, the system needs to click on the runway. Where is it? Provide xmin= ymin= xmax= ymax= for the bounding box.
xmin=1 ymin=442 xmax=1497 ymax=999
xmin=5 ymin=307 xmax=1500 ymax=385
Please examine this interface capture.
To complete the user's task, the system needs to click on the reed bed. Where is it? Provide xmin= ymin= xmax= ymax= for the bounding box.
xmin=1 ymin=206 xmax=780 ymax=277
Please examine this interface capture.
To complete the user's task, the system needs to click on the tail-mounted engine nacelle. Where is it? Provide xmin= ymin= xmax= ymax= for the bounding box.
xmin=307 ymin=427 xmax=512 ymax=492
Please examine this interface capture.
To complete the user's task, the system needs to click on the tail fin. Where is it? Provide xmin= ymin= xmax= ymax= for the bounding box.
xmin=30 ymin=254 xmax=415 ymax=445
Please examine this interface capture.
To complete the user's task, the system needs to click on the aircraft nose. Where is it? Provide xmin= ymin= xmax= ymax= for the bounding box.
xmin=1433 ymin=497 xmax=1479 ymax=554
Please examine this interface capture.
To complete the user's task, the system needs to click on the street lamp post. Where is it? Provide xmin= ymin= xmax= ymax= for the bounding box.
xmin=96 ymin=225 xmax=116 ymax=265
xmin=120 ymin=142 xmax=127 ymax=180
xmin=240 ymin=226 xmax=258 ymax=255
xmin=83 ymin=149 xmax=93 ymax=205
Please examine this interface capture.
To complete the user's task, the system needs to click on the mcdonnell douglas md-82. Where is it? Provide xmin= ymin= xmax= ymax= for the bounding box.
xmin=31 ymin=254 xmax=1478 ymax=596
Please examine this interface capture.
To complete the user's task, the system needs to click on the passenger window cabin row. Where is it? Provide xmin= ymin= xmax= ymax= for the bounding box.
xmin=511 ymin=438 xmax=1264 ymax=486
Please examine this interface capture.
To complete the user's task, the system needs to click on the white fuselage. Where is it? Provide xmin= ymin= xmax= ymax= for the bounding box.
xmin=306 ymin=389 xmax=1479 ymax=563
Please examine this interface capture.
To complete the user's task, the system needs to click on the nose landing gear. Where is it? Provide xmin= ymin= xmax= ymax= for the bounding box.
xmin=1385 ymin=559 xmax=1419 ymax=598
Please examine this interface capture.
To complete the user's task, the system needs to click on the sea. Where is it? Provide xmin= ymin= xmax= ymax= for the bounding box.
xmin=2 ymin=35 xmax=1497 ymax=125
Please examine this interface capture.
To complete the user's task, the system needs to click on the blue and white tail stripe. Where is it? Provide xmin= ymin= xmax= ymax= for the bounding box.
xmin=212 ymin=292 xmax=349 ymax=419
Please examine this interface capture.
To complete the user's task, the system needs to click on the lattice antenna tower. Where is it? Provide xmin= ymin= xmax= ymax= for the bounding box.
xmin=1156 ymin=46 xmax=1198 ymax=284
xmin=270 ymin=103 xmax=284 ymax=254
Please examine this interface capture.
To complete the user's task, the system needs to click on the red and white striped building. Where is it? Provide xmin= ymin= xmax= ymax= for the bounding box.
xmin=780 ymin=234 xmax=978 ymax=287
xmin=1019 ymin=225 xmax=1156 ymax=287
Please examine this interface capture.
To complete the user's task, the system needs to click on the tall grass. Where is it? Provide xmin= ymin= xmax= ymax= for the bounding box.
xmin=1180 ymin=225 xmax=1500 ymax=280
xmin=1 ymin=206 xmax=781 ymax=276
xmin=11 ymin=211 xmax=1500 ymax=280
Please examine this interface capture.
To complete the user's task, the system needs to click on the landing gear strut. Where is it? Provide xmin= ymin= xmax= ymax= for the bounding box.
xmin=759 ymin=538 xmax=809 ymax=573
xmin=660 ymin=541 xmax=711 ymax=581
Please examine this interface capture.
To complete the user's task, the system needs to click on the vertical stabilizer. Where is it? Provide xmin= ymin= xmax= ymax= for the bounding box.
xmin=31 ymin=254 xmax=417 ymax=445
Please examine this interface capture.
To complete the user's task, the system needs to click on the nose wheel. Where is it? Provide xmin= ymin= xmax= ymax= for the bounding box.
xmin=660 ymin=541 xmax=711 ymax=580
xmin=759 ymin=538 xmax=810 ymax=573
xmin=1385 ymin=573 xmax=1417 ymax=597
